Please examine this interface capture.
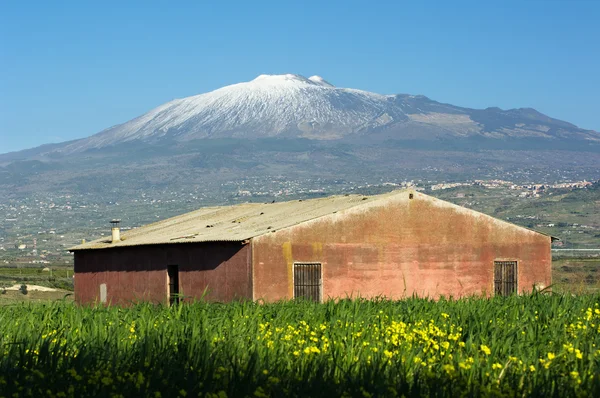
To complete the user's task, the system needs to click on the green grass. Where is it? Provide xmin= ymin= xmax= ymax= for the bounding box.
xmin=0 ymin=266 xmax=74 ymax=291
xmin=1 ymin=294 xmax=600 ymax=397
xmin=0 ymin=266 xmax=72 ymax=278
xmin=552 ymin=258 xmax=600 ymax=294
xmin=0 ymin=289 xmax=73 ymax=305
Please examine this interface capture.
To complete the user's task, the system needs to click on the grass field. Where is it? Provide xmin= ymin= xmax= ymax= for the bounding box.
xmin=0 ymin=266 xmax=74 ymax=292
xmin=1 ymin=294 xmax=599 ymax=397
xmin=0 ymin=289 xmax=73 ymax=305
xmin=553 ymin=258 xmax=600 ymax=293
xmin=0 ymin=267 xmax=72 ymax=278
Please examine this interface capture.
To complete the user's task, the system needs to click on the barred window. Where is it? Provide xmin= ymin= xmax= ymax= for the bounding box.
xmin=293 ymin=262 xmax=322 ymax=302
xmin=494 ymin=261 xmax=517 ymax=296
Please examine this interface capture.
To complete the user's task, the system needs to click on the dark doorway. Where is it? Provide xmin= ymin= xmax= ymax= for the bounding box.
xmin=494 ymin=261 xmax=517 ymax=296
xmin=294 ymin=262 xmax=322 ymax=302
xmin=167 ymin=264 xmax=180 ymax=305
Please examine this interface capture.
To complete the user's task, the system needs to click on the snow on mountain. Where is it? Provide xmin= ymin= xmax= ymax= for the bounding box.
xmin=56 ymin=73 xmax=599 ymax=154
xmin=308 ymin=75 xmax=335 ymax=87
xmin=63 ymin=74 xmax=407 ymax=152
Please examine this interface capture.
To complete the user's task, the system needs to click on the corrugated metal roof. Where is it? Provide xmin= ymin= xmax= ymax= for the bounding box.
xmin=69 ymin=190 xmax=409 ymax=251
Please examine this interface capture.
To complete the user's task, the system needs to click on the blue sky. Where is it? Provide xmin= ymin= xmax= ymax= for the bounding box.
xmin=1 ymin=0 xmax=599 ymax=154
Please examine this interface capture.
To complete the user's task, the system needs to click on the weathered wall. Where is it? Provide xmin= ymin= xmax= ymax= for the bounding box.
xmin=252 ymin=192 xmax=551 ymax=301
xmin=74 ymin=242 xmax=251 ymax=305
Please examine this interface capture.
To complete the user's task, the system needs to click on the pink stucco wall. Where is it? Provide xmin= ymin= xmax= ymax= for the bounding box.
xmin=252 ymin=191 xmax=551 ymax=301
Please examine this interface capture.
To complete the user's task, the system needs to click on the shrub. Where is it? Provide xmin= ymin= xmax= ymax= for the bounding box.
xmin=19 ymin=284 xmax=28 ymax=295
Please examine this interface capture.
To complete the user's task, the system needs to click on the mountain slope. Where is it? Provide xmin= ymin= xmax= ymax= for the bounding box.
xmin=61 ymin=74 xmax=408 ymax=153
xmin=49 ymin=74 xmax=599 ymax=154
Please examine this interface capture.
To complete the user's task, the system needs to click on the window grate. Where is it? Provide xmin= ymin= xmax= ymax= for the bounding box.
xmin=294 ymin=263 xmax=322 ymax=302
xmin=494 ymin=261 xmax=517 ymax=296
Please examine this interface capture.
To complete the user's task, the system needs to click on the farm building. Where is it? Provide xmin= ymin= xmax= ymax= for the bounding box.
xmin=69 ymin=190 xmax=554 ymax=305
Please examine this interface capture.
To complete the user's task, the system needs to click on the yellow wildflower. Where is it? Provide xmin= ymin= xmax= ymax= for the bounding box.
xmin=480 ymin=345 xmax=491 ymax=355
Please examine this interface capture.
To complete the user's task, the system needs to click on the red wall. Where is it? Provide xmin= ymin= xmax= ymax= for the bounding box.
xmin=252 ymin=192 xmax=551 ymax=301
xmin=74 ymin=242 xmax=251 ymax=305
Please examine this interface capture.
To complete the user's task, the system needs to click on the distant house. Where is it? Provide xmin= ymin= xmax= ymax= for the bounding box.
xmin=69 ymin=190 xmax=554 ymax=305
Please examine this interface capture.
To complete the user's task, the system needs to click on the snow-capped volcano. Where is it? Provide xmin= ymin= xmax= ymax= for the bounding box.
xmin=64 ymin=74 xmax=407 ymax=152
xmin=54 ymin=73 xmax=599 ymax=154
xmin=3 ymin=73 xmax=599 ymax=202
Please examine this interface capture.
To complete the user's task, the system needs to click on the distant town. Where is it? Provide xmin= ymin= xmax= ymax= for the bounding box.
xmin=431 ymin=179 xmax=593 ymax=197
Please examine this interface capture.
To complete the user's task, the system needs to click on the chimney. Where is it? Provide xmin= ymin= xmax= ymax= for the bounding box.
xmin=110 ymin=219 xmax=121 ymax=243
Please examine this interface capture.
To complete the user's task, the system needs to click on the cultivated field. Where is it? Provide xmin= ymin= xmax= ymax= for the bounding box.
xmin=1 ymin=294 xmax=599 ymax=397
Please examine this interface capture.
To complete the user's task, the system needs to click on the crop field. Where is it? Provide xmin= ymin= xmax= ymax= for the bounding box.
xmin=1 ymin=294 xmax=600 ymax=397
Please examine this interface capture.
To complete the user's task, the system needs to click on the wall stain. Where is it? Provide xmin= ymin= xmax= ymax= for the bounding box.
xmin=282 ymin=241 xmax=294 ymax=297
